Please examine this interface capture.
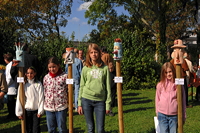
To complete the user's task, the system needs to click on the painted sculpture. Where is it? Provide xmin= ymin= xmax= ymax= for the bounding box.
xmin=15 ymin=42 xmax=25 ymax=67
xmin=64 ymin=47 xmax=75 ymax=64
xmin=171 ymin=39 xmax=186 ymax=64
xmin=113 ymin=38 xmax=122 ymax=60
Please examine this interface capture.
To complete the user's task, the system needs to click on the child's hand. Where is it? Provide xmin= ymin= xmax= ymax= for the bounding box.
xmin=37 ymin=114 xmax=42 ymax=118
xmin=106 ymin=110 xmax=110 ymax=114
xmin=18 ymin=116 xmax=23 ymax=119
xmin=78 ymin=106 xmax=83 ymax=115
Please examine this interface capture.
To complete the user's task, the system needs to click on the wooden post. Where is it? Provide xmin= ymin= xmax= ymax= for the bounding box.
xmin=68 ymin=64 xmax=73 ymax=133
xmin=176 ymin=64 xmax=183 ymax=133
xmin=18 ymin=67 xmax=26 ymax=133
xmin=116 ymin=60 xmax=124 ymax=133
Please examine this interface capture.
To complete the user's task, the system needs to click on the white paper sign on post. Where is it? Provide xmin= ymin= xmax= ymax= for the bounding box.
xmin=17 ymin=77 xmax=24 ymax=83
xmin=175 ymin=78 xmax=184 ymax=85
xmin=66 ymin=79 xmax=74 ymax=84
xmin=114 ymin=77 xmax=123 ymax=83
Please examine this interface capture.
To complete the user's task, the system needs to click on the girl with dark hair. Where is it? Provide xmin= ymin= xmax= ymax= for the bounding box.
xmin=78 ymin=43 xmax=111 ymax=133
xmin=43 ymin=57 xmax=68 ymax=133
xmin=16 ymin=66 xmax=44 ymax=133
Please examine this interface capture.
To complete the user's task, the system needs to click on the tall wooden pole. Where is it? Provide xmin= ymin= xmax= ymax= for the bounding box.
xmin=116 ymin=60 xmax=124 ymax=133
xmin=18 ymin=67 xmax=26 ymax=133
xmin=176 ymin=64 xmax=183 ymax=133
xmin=68 ymin=64 xmax=73 ymax=133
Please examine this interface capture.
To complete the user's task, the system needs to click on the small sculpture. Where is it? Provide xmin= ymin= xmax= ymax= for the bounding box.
xmin=171 ymin=39 xmax=186 ymax=64
xmin=15 ymin=42 xmax=25 ymax=67
xmin=63 ymin=48 xmax=75 ymax=64
xmin=113 ymin=38 xmax=122 ymax=60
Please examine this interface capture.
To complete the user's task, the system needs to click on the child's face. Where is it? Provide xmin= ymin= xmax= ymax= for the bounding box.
xmin=48 ymin=63 xmax=59 ymax=74
xmin=165 ymin=68 xmax=173 ymax=80
xmin=26 ymin=69 xmax=36 ymax=80
xmin=89 ymin=48 xmax=99 ymax=62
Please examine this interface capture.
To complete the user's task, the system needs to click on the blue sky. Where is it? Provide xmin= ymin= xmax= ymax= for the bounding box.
xmin=61 ymin=1 xmax=95 ymax=41
xmin=61 ymin=1 xmax=128 ymax=41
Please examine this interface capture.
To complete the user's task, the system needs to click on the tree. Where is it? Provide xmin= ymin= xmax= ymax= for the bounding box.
xmin=0 ymin=0 xmax=73 ymax=42
xmin=0 ymin=0 xmax=73 ymax=63
xmin=83 ymin=0 xmax=196 ymax=63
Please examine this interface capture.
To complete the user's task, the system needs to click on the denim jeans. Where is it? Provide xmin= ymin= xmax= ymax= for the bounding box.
xmin=74 ymin=81 xmax=80 ymax=109
xmin=158 ymin=112 xmax=177 ymax=133
xmin=81 ymin=98 xmax=106 ymax=133
xmin=46 ymin=108 xmax=68 ymax=133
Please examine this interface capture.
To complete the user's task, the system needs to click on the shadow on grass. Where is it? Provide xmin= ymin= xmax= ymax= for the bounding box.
xmin=73 ymin=127 xmax=86 ymax=132
xmin=105 ymin=130 xmax=119 ymax=133
xmin=40 ymin=116 xmax=48 ymax=132
xmin=146 ymin=127 xmax=156 ymax=133
xmin=122 ymin=93 xmax=140 ymax=97
xmin=0 ymin=123 xmax=21 ymax=133
xmin=123 ymin=107 xmax=154 ymax=114
xmin=129 ymin=99 xmax=152 ymax=104
xmin=190 ymin=100 xmax=200 ymax=106
xmin=123 ymin=98 xmax=152 ymax=106
xmin=0 ymin=115 xmax=19 ymax=125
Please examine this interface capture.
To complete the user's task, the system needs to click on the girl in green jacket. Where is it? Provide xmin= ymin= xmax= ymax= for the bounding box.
xmin=78 ymin=43 xmax=111 ymax=133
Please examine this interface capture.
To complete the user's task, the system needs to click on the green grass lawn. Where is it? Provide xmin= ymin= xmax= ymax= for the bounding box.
xmin=0 ymin=87 xmax=200 ymax=133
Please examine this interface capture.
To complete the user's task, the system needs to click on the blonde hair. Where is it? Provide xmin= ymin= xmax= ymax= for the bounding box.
xmin=85 ymin=43 xmax=103 ymax=68
xmin=160 ymin=62 xmax=176 ymax=86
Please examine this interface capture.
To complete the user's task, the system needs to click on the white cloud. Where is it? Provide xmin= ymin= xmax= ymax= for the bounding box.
xmin=78 ymin=2 xmax=93 ymax=11
xmin=69 ymin=17 xmax=80 ymax=22
xmin=82 ymin=22 xmax=88 ymax=25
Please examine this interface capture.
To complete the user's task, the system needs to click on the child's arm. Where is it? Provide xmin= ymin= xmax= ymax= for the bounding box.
xmin=15 ymin=86 xmax=23 ymax=119
xmin=78 ymin=67 xmax=87 ymax=115
xmin=37 ymin=82 xmax=44 ymax=117
xmin=105 ymin=66 xmax=111 ymax=114
xmin=155 ymin=83 xmax=161 ymax=116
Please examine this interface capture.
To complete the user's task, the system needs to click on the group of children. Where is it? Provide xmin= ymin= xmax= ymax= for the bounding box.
xmin=2 ymin=43 xmax=117 ymax=133
xmin=2 ymin=41 xmax=196 ymax=133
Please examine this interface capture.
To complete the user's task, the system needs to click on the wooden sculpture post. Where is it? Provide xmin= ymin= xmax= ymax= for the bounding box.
xmin=64 ymin=47 xmax=75 ymax=133
xmin=113 ymin=38 xmax=124 ymax=133
xmin=176 ymin=64 xmax=183 ymax=133
xmin=171 ymin=39 xmax=186 ymax=133
xmin=18 ymin=67 xmax=26 ymax=133
xmin=68 ymin=64 xmax=73 ymax=133
xmin=15 ymin=42 xmax=26 ymax=133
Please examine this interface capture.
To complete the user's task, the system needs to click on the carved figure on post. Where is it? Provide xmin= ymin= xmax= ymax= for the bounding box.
xmin=171 ymin=39 xmax=186 ymax=64
xmin=63 ymin=48 xmax=75 ymax=64
xmin=15 ymin=42 xmax=25 ymax=67
xmin=113 ymin=38 xmax=122 ymax=60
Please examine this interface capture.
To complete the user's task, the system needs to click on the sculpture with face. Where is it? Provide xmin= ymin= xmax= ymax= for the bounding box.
xmin=171 ymin=39 xmax=186 ymax=64
xmin=64 ymin=48 xmax=75 ymax=64
xmin=113 ymin=38 xmax=122 ymax=60
xmin=15 ymin=42 xmax=25 ymax=67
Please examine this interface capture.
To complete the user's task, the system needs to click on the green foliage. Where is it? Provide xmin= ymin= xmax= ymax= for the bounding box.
xmin=98 ymin=28 xmax=161 ymax=90
xmin=30 ymin=35 xmax=70 ymax=80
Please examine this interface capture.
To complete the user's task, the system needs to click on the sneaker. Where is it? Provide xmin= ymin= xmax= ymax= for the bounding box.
xmin=108 ymin=112 xmax=115 ymax=116
xmin=74 ymin=108 xmax=78 ymax=112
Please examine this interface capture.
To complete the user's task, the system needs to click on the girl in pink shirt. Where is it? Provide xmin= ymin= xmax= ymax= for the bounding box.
xmin=155 ymin=62 xmax=186 ymax=133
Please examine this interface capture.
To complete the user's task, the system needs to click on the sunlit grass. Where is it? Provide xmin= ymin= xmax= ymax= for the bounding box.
xmin=0 ymin=88 xmax=200 ymax=133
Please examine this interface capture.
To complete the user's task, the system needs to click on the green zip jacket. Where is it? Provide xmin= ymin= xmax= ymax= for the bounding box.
xmin=78 ymin=65 xmax=111 ymax=110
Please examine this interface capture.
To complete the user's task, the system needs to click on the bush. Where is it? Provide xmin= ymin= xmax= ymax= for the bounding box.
xmin=98 ymin=29 xmax=161 ymax=90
